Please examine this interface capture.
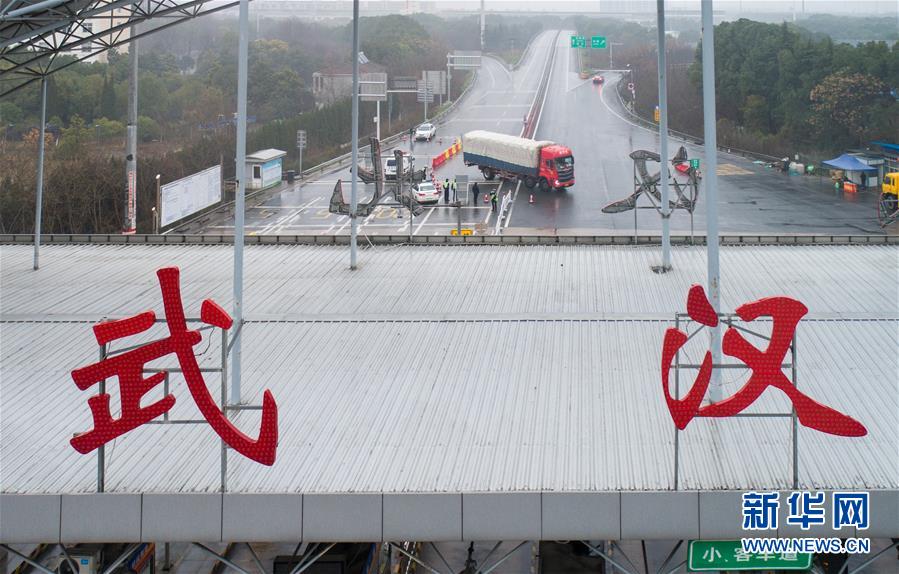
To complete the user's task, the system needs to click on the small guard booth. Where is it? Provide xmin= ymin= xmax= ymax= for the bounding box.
xmin=822 ymin=153 xmax=878 ymax=190
xmin=245 ymin=149 xmax=286 ymax=191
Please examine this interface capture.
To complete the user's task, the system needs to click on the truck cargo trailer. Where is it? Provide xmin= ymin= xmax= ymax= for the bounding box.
xmin=462 ymin=130 xmax=575 ymax=190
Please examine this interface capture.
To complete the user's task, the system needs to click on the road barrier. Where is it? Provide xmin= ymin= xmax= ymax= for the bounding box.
xmin=431 ymin=139 xmax=462 ymax=171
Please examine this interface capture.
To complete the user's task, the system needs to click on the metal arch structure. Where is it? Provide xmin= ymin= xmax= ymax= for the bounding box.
xmin=0 ymin=0 xmax=244 ymax=98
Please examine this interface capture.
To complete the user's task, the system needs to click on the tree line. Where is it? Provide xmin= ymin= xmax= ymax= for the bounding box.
xmin=621 ymin=18 xmax=897 ymax=160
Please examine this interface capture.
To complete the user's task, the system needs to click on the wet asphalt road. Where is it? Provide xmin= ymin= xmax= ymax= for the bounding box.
xmin=506 ymin=31 xmax=886 ymax=235
xmin=201 ymin=31 xmax=558 ymax=236
xmin=200 ymin=29 xmax=890 ymax=237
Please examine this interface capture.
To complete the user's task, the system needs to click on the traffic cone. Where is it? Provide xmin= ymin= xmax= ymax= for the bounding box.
xmin=529 ymin=194 xmax=535 ymax=204
xmin=483 ymin=193 xmax=490 ymax=203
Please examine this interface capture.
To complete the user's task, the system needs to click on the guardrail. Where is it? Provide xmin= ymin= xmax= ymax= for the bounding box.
xmin=4 ymin=234 xmax=895 ymax=246
xmin=522 ymin=30 xmax=560 ymax=139
xmin=612 ymin=80 xmax=784 ymax=164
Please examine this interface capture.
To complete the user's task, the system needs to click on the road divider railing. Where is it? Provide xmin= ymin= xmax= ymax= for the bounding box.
xmin=431 ymin=139 xmax=462 ymax=171
xmin=521 ymin=30 xmax=560 ymax=139
xmin=612 ymin=78 xmax=784 ymax=164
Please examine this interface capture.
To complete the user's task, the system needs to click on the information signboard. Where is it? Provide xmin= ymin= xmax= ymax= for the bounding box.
xmin=424 ymin=70 xmax=447 ymax=96
xmin=359 ymin=72 xmax=388 ymax=102
xmin=417 ymin=80 xmax=434 ymax=103
xmin=570 ymin=35 xmax=586 ymax=48
xmin=687 ymin=541 xmax=812 ymax=571
xmin=160 ymin=165 xmax=222 ymax=227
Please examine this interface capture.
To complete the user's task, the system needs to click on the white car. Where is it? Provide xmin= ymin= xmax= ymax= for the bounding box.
xmin=384 ymin=155 xmax=413 ymax=179
xmin=415 ymin=123 xmax=437 ymax=141
xmin=413 ymin=181 xmax=440 ymax=204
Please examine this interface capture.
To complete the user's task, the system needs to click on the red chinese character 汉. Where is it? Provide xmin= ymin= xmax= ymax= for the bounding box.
xmin=70 ymin=267 xmax=278 ymax=465
xmin=661 ymin=285 xmax=866 ymax=437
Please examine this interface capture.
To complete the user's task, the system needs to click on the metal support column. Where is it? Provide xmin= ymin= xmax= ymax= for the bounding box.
xmin=231 ymin=0 xmax=250 ymax=404
xmin=701 ymin=0 xmax=722 ymax=401
xmin=656 ymin=0 xmax=672 ymax=271
xmin=376 ymin=100 xmax=381 ymax=142
xmin=124 ymin=31 xmax=138 ymax=234
xmin=447 ymin=58 xmax=452 ymax=103
xmin=350 ymin=0 xmax=360 ymax=270
xmin=33 ymin=76 xmax=47 ymax=270
xmin=98 ymin=341 xmax=107 ymax=492
xmin=480 ymin=0 xmax=486 ymax=51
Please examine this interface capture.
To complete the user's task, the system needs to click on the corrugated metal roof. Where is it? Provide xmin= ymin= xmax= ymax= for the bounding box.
xmin=2 ymin=244 xmax=896 ymax=320
xmin=1 ymin=244 xmax=896 ymax=494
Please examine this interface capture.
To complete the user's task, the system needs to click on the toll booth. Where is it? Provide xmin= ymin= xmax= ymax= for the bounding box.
xmin=245 ymin=149 xmax=287 ymax=191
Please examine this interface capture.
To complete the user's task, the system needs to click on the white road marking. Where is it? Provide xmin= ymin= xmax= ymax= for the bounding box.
xmin=413 ymin=207 xmax=435 ymax=235
xmin=258 ymin=196 xmax=321 ymax=234
xmin=504 ymin=180 xmax=523 ymax=228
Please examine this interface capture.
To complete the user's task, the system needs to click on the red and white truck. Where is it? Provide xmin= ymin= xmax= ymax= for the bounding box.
xmin=462 ymin=130 xmax=575 ymax=191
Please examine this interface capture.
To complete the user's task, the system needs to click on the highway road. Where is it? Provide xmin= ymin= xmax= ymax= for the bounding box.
xmin=199 ymin=31 xmax=558 ymax=236
xmin=198 ymin=29 xmax=888 ymax=237
xmin=507 ymin=31 xmax=885 ymax=235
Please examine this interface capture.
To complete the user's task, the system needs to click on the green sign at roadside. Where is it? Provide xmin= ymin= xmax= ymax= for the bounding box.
xmin=690 ymin=158 xmax=700 ymax=169
xmin=570 ymin=35 xmax=586 ymax=48
xmin=687 ymin=540 xmax=812 ymax=572
xmin=591 ymin=36 xmax=607 ymax=49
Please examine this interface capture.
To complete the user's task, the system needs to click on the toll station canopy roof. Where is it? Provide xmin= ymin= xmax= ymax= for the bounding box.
xmin=1 ymin=243 xmax=897 ymax=542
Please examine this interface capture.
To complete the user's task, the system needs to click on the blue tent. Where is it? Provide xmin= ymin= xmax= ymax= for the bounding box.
xmin=822 ymin=154 xmax=877 ymax=172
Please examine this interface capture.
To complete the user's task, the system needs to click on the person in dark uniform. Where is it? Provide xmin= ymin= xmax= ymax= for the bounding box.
xmin=490 ymin=188 xmax=498 ymax=212
xmin=444 ymin=178 xmax=450 ymax=203
xmin=471 ymin=181 xmax=480 ymax=205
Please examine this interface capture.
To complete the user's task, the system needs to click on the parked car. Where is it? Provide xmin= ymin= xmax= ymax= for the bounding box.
xmin=415 ymin=123 xmax=437 ymax=141
xmin=592 ymin=75 xmax=604 ymax=85
xmin=413 ymin=181 xmax=440 ymax=204
xmin=385 ymin=154 xmax=413 ymax=180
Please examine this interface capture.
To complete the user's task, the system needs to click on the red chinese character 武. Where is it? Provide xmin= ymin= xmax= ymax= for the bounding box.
xmin=70 ymin=267 xmax=278 ymax=465
xmin=661 ymin=285 xmax=866 ymax=437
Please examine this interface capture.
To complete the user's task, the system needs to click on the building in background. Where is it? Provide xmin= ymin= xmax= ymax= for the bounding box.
xmin=312 ymin=61 xmax=387 ymax=108
xmin=62 ymin=1 xmax=131 ymax=63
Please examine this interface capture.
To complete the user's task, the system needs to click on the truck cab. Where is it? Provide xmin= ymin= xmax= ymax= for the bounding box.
xmin=539 ymin=145 xmax=575 ymax=190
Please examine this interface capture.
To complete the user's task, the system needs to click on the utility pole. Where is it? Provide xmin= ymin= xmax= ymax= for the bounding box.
xmin=656 ymin=0 xmax=671 ymax=272
xmin=124 ymin=30 xmax=139 ymax=234
xmin=231 ymin=0 xmax=250 ymax=404
xmin=350 ymin=0 xmax=360 ymax=270
xmin=701 ymin=0 xmax=722 ymax=401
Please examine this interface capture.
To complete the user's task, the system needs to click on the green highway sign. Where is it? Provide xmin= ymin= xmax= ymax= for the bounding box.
xmin=591 ymin=36 xmax=607 ymax=49
xmin=570 ymin=35 xmax=587 ymax=48
xmin=690 ymin=158 xmax=700 ymax=169
xmin=687 ymin=541 xmax=812 ymax=572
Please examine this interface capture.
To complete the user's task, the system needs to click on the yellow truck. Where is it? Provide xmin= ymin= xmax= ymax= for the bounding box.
xmin=878 ymin=172 xmax=899 ymax=226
